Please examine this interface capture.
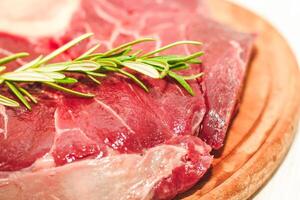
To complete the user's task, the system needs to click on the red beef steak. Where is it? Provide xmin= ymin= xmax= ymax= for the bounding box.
xmin=0 ymin=0 xmax=253 ymax=199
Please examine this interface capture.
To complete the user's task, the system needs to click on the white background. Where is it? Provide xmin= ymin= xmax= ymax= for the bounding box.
xmin=231 ymin=1 xmax=300 ymax=199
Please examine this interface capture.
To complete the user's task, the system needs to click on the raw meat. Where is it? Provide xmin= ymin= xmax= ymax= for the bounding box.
xmin=187 ymin=18 xmax=254 ymax=149
xmin=63 ymin=0 xmax=254 ymax=149
xmin=0 ymin=0 xmax=254 ymax=199
xmin=0 ymin=136 xmax=211 ymax=200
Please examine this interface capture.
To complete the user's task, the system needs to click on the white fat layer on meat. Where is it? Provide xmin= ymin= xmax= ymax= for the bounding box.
xmin=229 ymin=40 xmax=245 ymax=66
xmin=174 ymin=84 xmax=186 ymax=96
xmin=208 ymin=110 xmax=225 ymax=130
xmin=191 ymin=110 xmax=206 ymax=134
xmin=0 ymin=0 xmax=80 ymax=37
xmin=179 ymin=23 xmax=191 ymax=55
xmin=27 ymin=153 xmax=55 ymax=172
xmin=94 ymin=0 xmax=164 ymax=49
xmin=0 ymin=106 xmax=8 ymax=139
xmin=49 ymin=108 xmax=67 ymax=154
xmin=151 ymin=34 xmax=162 ymax=50
xmin=95 ymin=99 xmax=135 ymax=134
xmin=0 ymin=48 xmax=16 ymax=56
xmin=40 ymin=90 xmax=61 ymax=100
xmin=0 ymin=144 xmax=188 ymax=200
xmin=92 ymin=2 xmax=141 ymax=49
xmin=49 ymin=108 xmax=92 ymax=155
xmin=127 ymin=83 xmax=144 ymax=103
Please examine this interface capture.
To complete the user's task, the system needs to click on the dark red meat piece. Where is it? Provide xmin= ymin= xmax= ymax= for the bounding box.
xmin=0 ymin=0 xmax=254 ymax=199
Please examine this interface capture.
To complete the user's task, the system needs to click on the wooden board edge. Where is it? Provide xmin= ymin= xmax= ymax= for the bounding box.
xmin=199 ymin=1 xmax=300 ymax=199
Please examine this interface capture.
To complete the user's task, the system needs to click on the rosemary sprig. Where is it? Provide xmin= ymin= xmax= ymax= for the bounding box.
xmin=0 ymin=52 xmax=29 ymax=65
xmin=0 ymin=33 xmax=204 ymax=110
xmin=5 ymin=81 xmax=31 ymax=109
xmin=38 ymin=33 xmax=94 ymax=65
xmin=0 ymin=93 xmax=19 ymax=107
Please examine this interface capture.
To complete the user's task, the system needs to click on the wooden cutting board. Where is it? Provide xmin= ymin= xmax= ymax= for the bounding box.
xmin=179 ymin=0 xmax=300 ymax=199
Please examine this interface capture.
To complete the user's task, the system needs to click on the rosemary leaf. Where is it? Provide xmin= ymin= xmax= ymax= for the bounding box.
xmin=0 ymin=52 xmax=29 ymax=65
xmin=141 ymin=41 xmax=202 ymax=58
xmin=117 ymin=69 xmax=149 ymax=92
xmin=170 ymin=63 xmax=190 ymax=70
xmin=0 ymin=93 xmax=19 ymax=107
xmin=141 ymin=59 xmax=170 ymax=78
xmin=148 ymin=66 xmax=163 ymax=72
xmin=86 ymin=72 xmax=107 ymax=77
xmin=16 ymin=55 xmax=43 ymax=72
xmin=97 ymin=60 xmax=117 ymax=67
xmin=34 ymin=62 xmax=69 ymax=72
xmin=78 ymin=53 xmax=105 ymax=61
xmin=132 ymin=49 xmax=143 ymax=57
xmin=121 ymin=47 xmax=132 ymax=56
xmin=115 ymin=55 xmax=136 ymax=62
xmin=160 ymin=65 xmax=170 ymax=78
xmin=141 ymin=59 xmax=167 ymax=69
xmin=140 ymin=60 xmax=170 ymax=78
xmin=186 ymin=58 xmax=202 ymax=64
xmin=65 ymin=60 xmax=100 ymax=72
xmin=167 ymin=52 xmax=204 ymax=64
xmin=97 ymin=58 xmax=122 ymax=66
xmin=103 ymin=38 xmax=155 ymax=56
xmin=1 ymin=71 xmax=54 ymax=82
xmin=17 ymin=86 xmax=38 ymax=104
xmin=38 ymin=33 xmax=93 ymax=65
xmin=87 ymin=75 xmax=100 ymax=84
xmin=76 ymin=44 xmax=101 ymax=61
xmin=150 ymin=55 xmax=180 ymax=60
xmin=168 ymin=71 xmax=195 ymax=96
xmin=42 ymin=72 xmax=66 ymax=79
xmin=181 ymin=72 xmax=204 ymax=80
xmin=44 ymin=82 xmax=94 ymax=97
xmin=54 ymin=77 xmax=78 ymax=84
xmin=0 ymin=66 xmax=6 ymax=73
xmin=90 ymin=55 xmax=106 ymax=61
xmin=104 ymin=66 xmax=148 ymax=92
xmin=122 ymin=61 xmax=160 ymax=79
xmin=5 ymin=81 xmax=31 ymax=109
xmin=105 ymin=46 xmax=132 ymax=58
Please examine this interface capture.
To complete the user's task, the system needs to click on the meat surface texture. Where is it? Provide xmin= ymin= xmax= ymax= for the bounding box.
xmin=0 ymin=0 xmax=254 ymax=199
xmin=0 ymin=136 xmax=211 ymax=200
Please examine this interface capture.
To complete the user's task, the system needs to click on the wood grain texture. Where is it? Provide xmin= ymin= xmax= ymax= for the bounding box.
xmin=179 ymin=0 xmax=300 ymax=199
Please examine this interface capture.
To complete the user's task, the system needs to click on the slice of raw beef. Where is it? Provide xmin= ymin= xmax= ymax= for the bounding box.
xmin=63 ymin=0 xmax=254 ymax=149
xmin=0 ymin=0 xmax=254 ymax=199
